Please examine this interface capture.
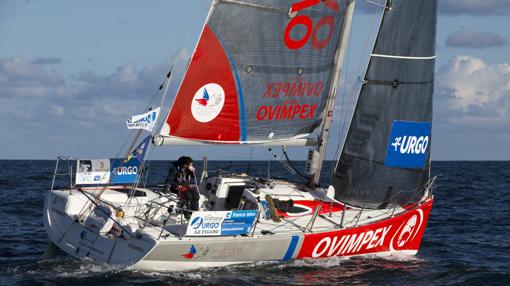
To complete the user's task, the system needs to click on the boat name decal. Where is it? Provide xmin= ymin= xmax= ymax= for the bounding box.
xmin=312 ymin=225 xmax=392 ymax=258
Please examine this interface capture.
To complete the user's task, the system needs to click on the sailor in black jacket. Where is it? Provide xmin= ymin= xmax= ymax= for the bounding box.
xmin=165 ymin=156 xmax=199 ymax=218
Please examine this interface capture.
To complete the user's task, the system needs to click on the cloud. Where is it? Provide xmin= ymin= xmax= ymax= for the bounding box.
xmin=435 ymin=54 xmax=510 ymax=129
xmin=439 ymin=0 xmax=510 ymax=15
xmin=0 ymin=56 xmax=171 ymax=140
xmin=446 ymin=31 xmax=507 ymax=49
xmin=31 ymin=57 xmax=63 ymax=65
xmin=77 ymin=64 xmax=165 ymax=100
xmin=0 ymin=57 xmax=65 ymax=97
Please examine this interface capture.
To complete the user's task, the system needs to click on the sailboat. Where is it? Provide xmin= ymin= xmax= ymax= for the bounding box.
xmin=43 ymin=0 xmax=437 ymax=271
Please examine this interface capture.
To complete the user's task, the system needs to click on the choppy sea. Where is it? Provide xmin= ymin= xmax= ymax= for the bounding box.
xmin=0 ymin=160 xmax=508 ymax=285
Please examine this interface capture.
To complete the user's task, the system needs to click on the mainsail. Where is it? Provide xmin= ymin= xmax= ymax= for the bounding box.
xmin=332 ymin=0 xmax=437 ymax=208
xmin=159 ymin=0 xmax=353 ymax=145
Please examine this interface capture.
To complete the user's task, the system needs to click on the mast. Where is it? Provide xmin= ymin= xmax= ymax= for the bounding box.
xmin=311 ymin=0 xmax=356 ymax=186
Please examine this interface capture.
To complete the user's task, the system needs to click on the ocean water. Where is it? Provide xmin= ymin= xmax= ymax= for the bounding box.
xmin=0 ymin=160 xmax=508 ymax=285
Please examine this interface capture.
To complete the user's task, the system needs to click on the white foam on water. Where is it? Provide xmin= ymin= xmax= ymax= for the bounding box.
xmin=358 ymin=252 xmax=421 ymax=262
xmin=54 ymin=258 xmax=124 ymax=278
xmin=130 ymin=269 xmax=206 ymax=280
xmin=280 ymin=256 xmax=352 ymax=269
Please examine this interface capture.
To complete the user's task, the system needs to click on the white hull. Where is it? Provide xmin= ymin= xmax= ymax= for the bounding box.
xmin=44 ymin=176 xmax=433 ymax=271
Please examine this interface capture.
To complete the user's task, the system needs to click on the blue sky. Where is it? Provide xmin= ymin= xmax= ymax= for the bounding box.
xmin=0 ymin=0 xmax=509 ymax=160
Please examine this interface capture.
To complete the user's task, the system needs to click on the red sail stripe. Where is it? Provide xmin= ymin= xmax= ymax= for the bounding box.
xmin=166 ymin=25 xmax=240 ymax=142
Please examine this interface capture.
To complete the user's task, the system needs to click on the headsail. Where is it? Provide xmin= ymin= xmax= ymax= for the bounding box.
xmin=332 ymin=0 xmax=437 ymax=208
xmin=158 ymin=0 xmax=353 ymax=145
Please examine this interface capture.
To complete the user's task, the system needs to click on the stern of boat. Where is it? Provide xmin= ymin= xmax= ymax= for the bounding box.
xmin=43 ymin=188 xmax=157 ymax=266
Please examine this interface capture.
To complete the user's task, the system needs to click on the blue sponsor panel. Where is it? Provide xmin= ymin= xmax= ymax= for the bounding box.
xmin=186 ymin=210 xmax=258 ymax=236
xmin=385 ymin=121 xmax=432 ymax=169
xmin=109 ymin=158 xmax=141 ymax=184
xmin=221 ymin=210 xmax=258 ymax=236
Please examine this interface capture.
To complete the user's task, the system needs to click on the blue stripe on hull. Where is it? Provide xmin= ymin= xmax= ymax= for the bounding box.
xmin=283 ymin=235 xmax=299 ymax=261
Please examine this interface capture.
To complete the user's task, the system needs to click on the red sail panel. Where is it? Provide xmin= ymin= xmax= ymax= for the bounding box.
xmin=165 ymin=25 xmax=240 ymax=142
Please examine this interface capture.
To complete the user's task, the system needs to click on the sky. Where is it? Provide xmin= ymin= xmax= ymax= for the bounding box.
xmin=0 ymin=0 xmax=509 ymax=161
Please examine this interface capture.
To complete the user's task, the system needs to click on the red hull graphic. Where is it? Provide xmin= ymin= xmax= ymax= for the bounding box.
xmin=297 ymin=199 xmax=433 ymax=258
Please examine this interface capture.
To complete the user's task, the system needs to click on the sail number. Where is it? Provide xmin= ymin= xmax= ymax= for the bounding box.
xmin=284 ymin=0 xmax=340 ymax=50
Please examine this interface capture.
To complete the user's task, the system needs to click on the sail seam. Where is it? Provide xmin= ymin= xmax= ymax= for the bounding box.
xmin=364 ymin=79 xmax=434 ymax=86
xmin=247 ymin=64 xmax=333 ymax=74
xmin=218 ymin=0 xmax=287 ymax=12
xmin=370 ymin=53 xmax=436 ymax=60
xmin=343 ymin=153 xmax=426 ymax=173
xmin=158 ymin=134 xmax=316 ymax=146
xmin=217 ymin=0 xmax=336 ymax=16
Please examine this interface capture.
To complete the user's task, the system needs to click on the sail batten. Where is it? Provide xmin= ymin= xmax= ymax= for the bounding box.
xmin=154 ymin=134 xmax=318 ymax=146
xmin=370 ymin=54 xmax=436 ymax=60
xmin=217 ymin=0 xmax=288 ymax=12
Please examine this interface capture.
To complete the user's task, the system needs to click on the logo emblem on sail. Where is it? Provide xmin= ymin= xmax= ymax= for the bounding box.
xmin=191 ymin=83 xmax=225 ymax=123
xmin=385 ymin=121 xmax=432 ymax=169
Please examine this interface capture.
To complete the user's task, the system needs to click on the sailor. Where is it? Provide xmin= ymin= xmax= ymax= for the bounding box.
xmin=164 ymin=156 xmax=200 ymax=218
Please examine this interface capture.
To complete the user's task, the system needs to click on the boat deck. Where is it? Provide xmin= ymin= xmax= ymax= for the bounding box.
xmin=138 ymin=201 xmax=404 ymax=242
xmin=68 ymin=177 xmax=408 ymax=243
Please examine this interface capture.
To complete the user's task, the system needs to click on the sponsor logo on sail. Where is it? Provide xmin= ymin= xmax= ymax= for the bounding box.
xmin=391 ymin=136 xmax=429 ymax=155
xmin=191 ymin=83 xmax=225 ymax=123
xmin=385 ymin=121 xmax=432 ymax=169
xmin=263 ymin=79 xmax=324 ymax=98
